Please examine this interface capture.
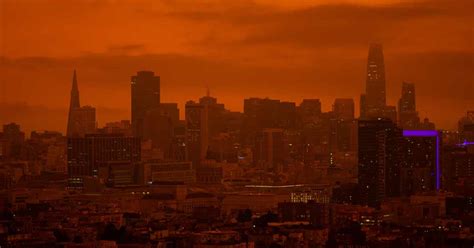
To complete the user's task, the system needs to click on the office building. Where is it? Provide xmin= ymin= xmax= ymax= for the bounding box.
xmin=398 ymin=82 xmax=420 ymax=129
xmin=333 ymin=98 xmax=355 ymax=120
xmin=185 ymin=101 xmax=208 ymax=168
xmin=401 ymin=130 xmax=440 ymax=195
xmin=143 ymin=108 xmax=174 ymax=159
xmin=360 ymin=44 xmax=386 ymax=119
xmin=199 ymin=92 xmax=226 ymax=137
xmin=298 ymin=99 xmax=322 ymax=127
xmin=159 ymin=103 xmax=180 ymax=125
xmin=459 ymin=111 xmax=474 ymax=142
xmin=144 ymin=160 xmax=195 ymax=184
xmin=66 ymin=70 xmax=97 ymax=137
xmin=131 ymin=71 xmax=160 ymax=137
xmin=1 ymin=123 xmax=25 ymax=160
xmin=358 ymin=119 xmax=403 ymax=208
xmin=254 ymin=128 xmax=286 ymax=170
xmin=67 ymin=133 xmax=141 ymax=188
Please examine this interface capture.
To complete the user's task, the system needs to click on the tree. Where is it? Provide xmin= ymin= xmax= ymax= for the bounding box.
xmin=53 ymin=229 xmax=69 ymax=242
xmin=237 ymin=209 xmax=252 ymax=222
xmin=101 ymin=223 xmax=118 ymax=240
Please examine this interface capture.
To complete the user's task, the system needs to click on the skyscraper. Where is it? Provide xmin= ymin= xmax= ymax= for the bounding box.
xmin=199 ymin=92 xmax=226 ymax=137
xmin=298 ymin=99 xmax=322 ymax=127
xmin=67 ymin=70 xmax=80 ymax=136
xmin=398 ymin=82 xmax=416 ymax=112
xmin=159 ymin=103 xmax=180 ymax=125
xmin=67 ymin=133 xmax=141 ymax=188
xmin=358 ymin=119 xmax=403 ymax=208
xmin=1 ymin=123 xmax=25 ymax=159
xmin=398 ymin=82 xmax=420 ymax=129
xmin=366 ymin=44 xmax=386 ymax=109
xmin=242 ymin=97 xmax=297 ymax=133
xmin=143 ymin=108 xmax=174 ymax=158
xmin=361 ymin=44 xmax=386 ymax=119
xmin=131 ymin=71 xmax=160 ymax=137
xmin=443 ymin=144 xmax=474 ymax=192
xmin=333 ymin=98 xmax=355 ymax=120
xmin=458 ymin=111 xmax=474 ymax=142
xmin=185 ymin=101 xmax=208 ymax=168
xmin=401 ymin=131 xmax=439 ymax=195
xmin=66 ymin=70 xmax=97 ymax=137
xmin=254 ymin=128 xmax=286 ymax=171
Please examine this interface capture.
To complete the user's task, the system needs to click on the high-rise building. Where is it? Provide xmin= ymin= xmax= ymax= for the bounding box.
xmin=131 ymin=71 xmax=160 ymax=137
xmin=140 ymin=102 xmax=180 ymax=158
xmin=279 ymin=101 xmax=297 ymax=129
xmin=361 ymin=44 xmax=386 ymax=119
xmin=1 ymin=123 xmax=25 ymax=159
xmin=242 ymin=97 xmax=296 ymax=145
xmin=101 ymin=120 xmax=132 ymax=136
xmin=401 ymin=130 xmax=440 ymax=196
xmin=333 ymin=119 xmax=357 ymax=152
xmin=67 ymin=133 xmax=141 ymax=188
xmin=243 ymin=98 xmax=280 ymax=131
xmin=159 ymin=103 xmax=180 ymax=125
xmin=443 ymin=144 xmax=474 ymax=193
xmin=66 ymin=70 xmax=97 ymax=137
xmin=67 ymin=70 xmax=80 ymax=136
xmin=358 ymin=119 xmax=403 ymax=208
xmin=298 ymin=99 xmax=322 ymax=127
xmin=419 ymin=118 xmax=436 ymax=130
xmin=333 ymin=98 xmax=355 ymax=120
xmin=254 ymin=128 xmax=286 ymax=170
xmin=398 ymin=82 xmax=420 ymax=129
xmin=199 ymin=92 xmax=226 ymax=137
xmin=381 ymin=105 xmax=397 ymax=123
xmin=171 ymin=120 xmax=187 ymax=161
xmin=366 ymin=44 xmax=386 ymax=109
xmin=45 ymin=142 xmax=67 ymax=173
xmin=185 ymin=101 xmax=208 ymax=168
xmin=458 ymin=111 xmax=474 ymax=142
xmin=69 ymin=106 xmax=97 ymax=137
xmin=359 ymin=94 xmax=367 ymax=120
xmin=398 ymin=82 xmax=416 ymax=112
xmin=143 ymin=108 xmax=174 ymax=158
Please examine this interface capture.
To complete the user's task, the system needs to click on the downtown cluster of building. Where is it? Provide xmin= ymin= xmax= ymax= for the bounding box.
xmin=0 ymin=44 xmax=473 ymax=247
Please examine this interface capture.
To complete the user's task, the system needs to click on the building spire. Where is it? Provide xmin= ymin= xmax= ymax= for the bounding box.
xmin=67 ymin=69 xmax=80 ymax=136
xmin=70 ymin=69 xmax=80 ymax=108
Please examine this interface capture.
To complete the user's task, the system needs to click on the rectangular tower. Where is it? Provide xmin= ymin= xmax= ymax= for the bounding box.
xmin=185 ymin=101 xmax=208 ymax=168
xmin=358 ymin=119 xmax=402 ymax=208
xmin=67 ymin=133 xmax=141 ymax=188
xmin=398 ymin=82 xmax=420 ymax=129
xmin=131 ymin=71 xmax=160 ymax=137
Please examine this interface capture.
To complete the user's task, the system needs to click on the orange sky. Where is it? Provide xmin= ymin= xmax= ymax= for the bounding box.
xmin=0 ymin=0 xmax=472 ymax=133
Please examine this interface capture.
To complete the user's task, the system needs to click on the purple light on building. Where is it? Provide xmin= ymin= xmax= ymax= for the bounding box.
xmin=402 ymin=130 xmax=438 ymax=137
xmin=458 ymin=141 xmax=474 ymax=147
xmin=402 ymin=130 xmax=440 ymax=190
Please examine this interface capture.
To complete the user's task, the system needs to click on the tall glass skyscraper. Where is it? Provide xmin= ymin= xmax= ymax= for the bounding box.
xmin=360 ymin=44 xmax=387 ymax=119
xmin=66 ymin=70 xmax=97 ymax=137
xmin=398 ymin=82 xmax=420 ymax=129
xmin=67 ymin=70 xmax=80 ymax=137
xmin=131 ymin=71 xmax=161 ymax=137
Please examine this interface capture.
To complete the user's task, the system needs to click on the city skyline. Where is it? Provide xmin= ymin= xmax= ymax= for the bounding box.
xmin=0 ymin=0 xmax=473 ymax=133
xmin=0 ymin=1 xmax=473 ymax=246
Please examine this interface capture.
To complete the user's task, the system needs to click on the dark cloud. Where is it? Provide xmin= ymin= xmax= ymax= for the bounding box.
xmin=1 ymin=48 xmax=472 ymax=131
xmin=0 ymin=102 xmax=128 ymax=135
xmin=107 ymin=44 xmax=146 ymax=54
xmin=182 ymin=0 xmax=472 ymax=52
xmin=1 ymin=0 xmax=471 ymax=132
